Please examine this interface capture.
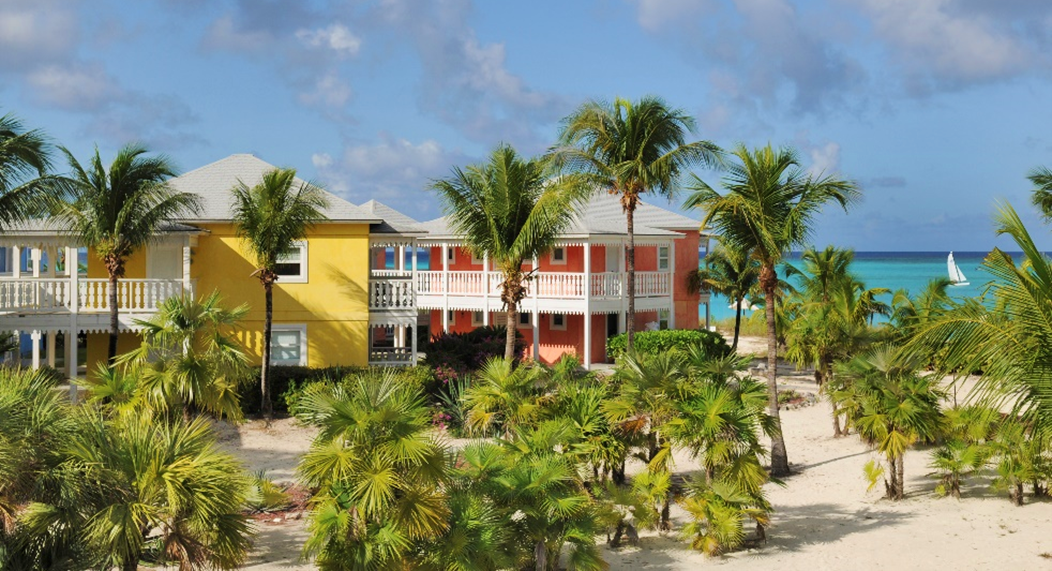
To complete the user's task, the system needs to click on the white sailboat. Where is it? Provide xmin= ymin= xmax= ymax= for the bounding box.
xmin=947 ymin=251 xmax=969 ymax=286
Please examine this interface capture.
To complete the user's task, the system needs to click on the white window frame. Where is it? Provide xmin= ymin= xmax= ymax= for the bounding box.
xmin=472 ymin=311 xmax=485 ymax=327
xmin=550 ymin=313 xmax=567 ymax=331
xmin=550 ymin=246 xmax=567 ymax=265
xmin=275 ymin=241 xmax=308 ymax=283
xmin=271 ymin=324 xmax=307 ymax=366
xmin=446 ymin=246 xmax=456 ymax=264
xmin=518 ymin=311 xmax=531 ymax=328
xmin=471 ymin=251 xmax=484 ymax=266
xmin=658 ymin=309 xmax=670 ymax=330
xmin=447 ymin=310 xmax=456 ymax=326
xmin=657 ymin=246 xmax=670 ymax=271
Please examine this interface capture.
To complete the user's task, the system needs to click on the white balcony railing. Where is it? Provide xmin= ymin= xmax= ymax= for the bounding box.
xmin=369 ymin=277 xmax=414 ymax=310
xmin=414 ymin=270 xmax=670 ymax=300
xmin=0 ymin=278 xmax=188 ymax=314
xmin=369 ymin=347 xmax=415 ymax=365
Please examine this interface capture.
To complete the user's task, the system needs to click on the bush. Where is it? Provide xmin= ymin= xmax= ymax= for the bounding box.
xmin=423 ymin=325 xmax=525 ymax=380
xmin=240 ymin=365 xmax=364 ymax=415
xmin=281 ymin=365 xmax=438 ymax=416
xmin=606 ymin=329 xmax=731 ymax=361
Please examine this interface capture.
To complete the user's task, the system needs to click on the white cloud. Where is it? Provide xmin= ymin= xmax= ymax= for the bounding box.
xmin=202 ymin=14 xmax=272 ymax=53
xmin=0 ymin=0 xmax=79 ymax=70
xmin=295 ymin=23 xmax=361 ymax=57
xmin=298 ymin=71 xmax=353 ymax=108
xmin=807 ymin=141 xmax=841 ymax=176
xmin=314 ymin=135 xmax=472 ymax=219
xmin=631 ymin=0 xmax=717 ymax=32
xmin=26 ymin=63 xmax=122 ymax=111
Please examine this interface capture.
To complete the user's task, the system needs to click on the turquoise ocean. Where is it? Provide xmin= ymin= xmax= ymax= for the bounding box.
xmin=702 ymin=251 xmax=1000 ymax=323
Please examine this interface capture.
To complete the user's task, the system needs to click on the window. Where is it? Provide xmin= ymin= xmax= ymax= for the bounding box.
xmin=271 ymin=325 xmax=307 ymax=366
xmin=658 ymin=246 xmax=670 ymax=271
xmin=446 ymin=247 xmax=456 ymax=264
xmin=446 ymin=310 xmax=456 ymax=325
xmin=658 ymin=309 xmax=670 ymax=330
xmin=550 ymin=247 xmax=567 ymax=265
xmin=518 ymin=312 xmax=531 ymax=327
xmin=275 ymin=242 xmax=308 ymax=283
xmin=472 ymin=311 xmax=485 ymax=326
xmin=550 ymin=313 xmax=567 ymax=331
xmin=0 ymin=247 xmax=9 ymax=274
xmin=471 ymin=251 xmax=484 ymax=266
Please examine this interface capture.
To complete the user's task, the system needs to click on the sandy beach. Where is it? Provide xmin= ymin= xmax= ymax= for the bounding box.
xmin=216 ymin=336 xmax=1052 ymax=571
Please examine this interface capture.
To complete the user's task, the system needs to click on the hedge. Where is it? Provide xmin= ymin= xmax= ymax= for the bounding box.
xmin=606 ymin=329 xmax=731 ymax=361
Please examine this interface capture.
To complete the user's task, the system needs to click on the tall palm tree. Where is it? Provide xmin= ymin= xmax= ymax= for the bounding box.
xmin=231 ymin=167 xmax=328 ymax=420
xmin=688 ymin=240 xmax=760 ymax=351
xmin=0 ymin=113 xmax=58 ymax=228
xmin=431 ymin=144 xmax=590 ymax=360
xmin=1028 ymin=165 xmax=1052 ymax=220
xmin=53 ymin=144 xmax=200 ymax=362
xmin=686 ymin=143 xmax=860 ymax=476
xmin=553 ymin=96 xmax=723 ymax=350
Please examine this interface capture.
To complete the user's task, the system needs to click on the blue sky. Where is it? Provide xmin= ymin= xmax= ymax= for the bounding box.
xmin=3 ymin=0 xmax=1052 ymax=251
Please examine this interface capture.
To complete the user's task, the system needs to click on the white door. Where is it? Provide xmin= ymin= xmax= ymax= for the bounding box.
xmin=147 ymin=241 xmax=183 ymax=279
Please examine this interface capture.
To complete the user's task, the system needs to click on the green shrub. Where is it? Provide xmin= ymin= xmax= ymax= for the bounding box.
xmin=241 ymin=365 xmax=364 ymax=415
xmin=281 ymin=365 xmax=437 ymax=416
xmin=423 ymin=325 xmax=525 ymax=378
xmin=606 ymin=329 xmax=731 ymax=361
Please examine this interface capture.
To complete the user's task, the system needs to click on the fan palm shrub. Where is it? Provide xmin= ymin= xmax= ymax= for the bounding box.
xmin=296 ymin=368 xmax=449 ymax=569
xmin=231 ymin=167 xmax=328 ymax=420
xmin=0 ymin=113 xmax=59 ymax=229
xmin=687 ymin=143 xmax=861 ymax=476
xmin=53 ymin=144 xmax=200 ymax=362
xmin=431 ymin=144 xmax=591 ymax=360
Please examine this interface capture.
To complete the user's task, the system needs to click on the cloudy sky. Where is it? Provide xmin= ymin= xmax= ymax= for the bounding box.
xmin=3 ymin=0 xmax=1052 ymax=251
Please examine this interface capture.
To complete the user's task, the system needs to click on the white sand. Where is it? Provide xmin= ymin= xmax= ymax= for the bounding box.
xmin=220 ymin=337 xmax=1052 ymax=570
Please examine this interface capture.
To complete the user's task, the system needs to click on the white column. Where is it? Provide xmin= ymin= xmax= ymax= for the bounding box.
xmin=668 ymin=239 xmax=676 ymax=330
xmin=532 ymin=255 xmax=540 ymax=361
xmin=583 ymin=242 xmax=592 ymax=370
xmin=66 ymin=328 xmax=78 ymax=401
xmin=411 ymin=243 xmax=419 ymax=364
xmin=397 ymin=245 xmax=405 ymax=272
xmin=46 ymin=331 xmax=57 ymax=368
xmin=67 ymin=246 xmax=79 ymax=393
xmin=30 ymin=330 xmax=41 ymax=370
xmin=441 ymin=243 xmax=449 ymax=333
xmin=31 ymin=247 xmax=40 ymax=278
xmin=12 ymin=246 xmax=20 ymax=279
xmin=182 ymin=240 xmax=192 ymax=297
xmin=482 ymin=253 xmax=490 ymax=326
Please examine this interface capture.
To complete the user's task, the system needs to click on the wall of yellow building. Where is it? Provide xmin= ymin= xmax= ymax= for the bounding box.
xmin=191 ymin=222 xmax=371 ymax=368
xmin=83 ymin=223 xmax=372 ymax=372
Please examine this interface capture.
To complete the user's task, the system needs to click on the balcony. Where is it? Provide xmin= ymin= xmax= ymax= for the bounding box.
xmin=0 ymin=278 xmax=190 ymax=315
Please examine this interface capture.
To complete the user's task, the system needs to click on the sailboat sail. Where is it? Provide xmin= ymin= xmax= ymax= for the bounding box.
xmin=947 ymin=252 xmax=969 ymax=286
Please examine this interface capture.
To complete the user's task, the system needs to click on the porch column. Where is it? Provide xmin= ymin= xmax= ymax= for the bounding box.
xmin=668 ymin=238 xmax=676 ymax=330
xmin=397 ymin=245 xmax=405 ymax=272
xmin=441 ymin=243 xmax=449 ymax=333
xmin=482 ymin=253 xmax=490 ymax=326
xmin=31 ymin=247 xmax=40 ymax=278
xmin=583 ymin=242 xmax=592 ymax=370
xmin=182 ymin=239 xmax=192 ymax=297
xmin=12 ymin=246 xmax=20 ymax=279
xmin=67 ymin=246 xmax=79 ymax=395
xmin=66 ymin=328 xmax=78 ymax=401
xmin=46 ymin=331 xmax=57 ymax=368
xmin=532 ymin=255 xmax=540 ymax=361
xmin=30 ymin=330 xmax=41 ymax=370
xmin=411 ymin=244 xmax=419 ymax=364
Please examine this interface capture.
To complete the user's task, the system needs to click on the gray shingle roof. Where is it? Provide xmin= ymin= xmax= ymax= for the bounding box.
xmin=418 ymin=192 xmax=701 ymax=240
xmin=358 ymin=200 xmax=425 ymax=234
xmin=168 ymin=154 xmax=380 ymax=223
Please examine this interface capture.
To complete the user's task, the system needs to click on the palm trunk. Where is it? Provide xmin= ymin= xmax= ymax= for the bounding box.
xmin=732 ymin=298 xmax=743 ymax=351
xmin=832 ymin=406 xmax=843 ymax=437
xmin=762 ymin=265 xmax=790 ymax=476
xmin=108 ymin=272 xmax=119 ymax=363
xmin=505 ymin=300 xmax=518 ymax=362
xmin=261 ymin=282 xmax=274 ymax=420
xmin=626 ymin=204 xmax=636 ymax=351
xmin=534 ymin=540 xmax=547 ymax=571
xmin=122 ymin=557 xmax=138 ymax=571
xmin=895 ymin=455 xmax=905 ymax=500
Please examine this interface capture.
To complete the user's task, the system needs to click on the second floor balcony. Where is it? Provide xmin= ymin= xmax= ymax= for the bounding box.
xmin=0 ymin=278 xmax=191 ymax=315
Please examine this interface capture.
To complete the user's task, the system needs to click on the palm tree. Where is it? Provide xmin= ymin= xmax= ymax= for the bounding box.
xmin=431 ymin=144 xmax=590 ymax=360
xmin=1028 ymin=165 xmax=1052 ymax=220
xmin=231 ymin=167 xmax=328 ymax=420
xmin=0 ymin=113 xmax=58 ymax=228
xmin=462 ymin=357 xmax=552 ymax=437
xmin=833 ymin=345 xmax=945 ymax=500
xmin=53 ymin=144 xmax=200 ymax=362
xmin=911 ymin=203 xmax=1052 ymax=433
xmin=553 ymin=96 xmax=723 ymax=350
xmin=686 ymin=143 xmax=861 ymax=476
xmin=688 ymin=240 xmax=760 ymax=351
xmin=112 ymin=290 xmax=250 ymax=421
xmin=296 ymin=368 xmax=449 ymax=569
